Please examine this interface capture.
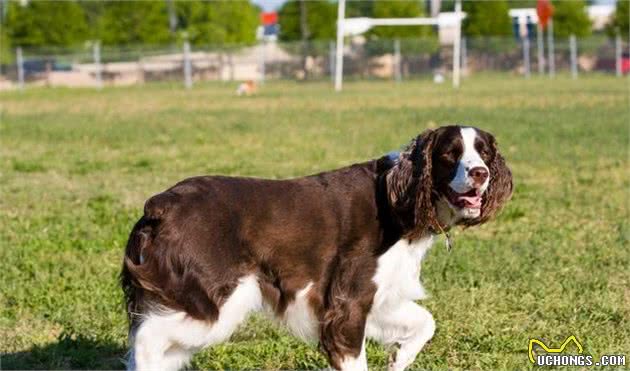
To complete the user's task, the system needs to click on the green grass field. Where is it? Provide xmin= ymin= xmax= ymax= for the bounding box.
xmin=1 ymin=76 xmax=628 ymax=370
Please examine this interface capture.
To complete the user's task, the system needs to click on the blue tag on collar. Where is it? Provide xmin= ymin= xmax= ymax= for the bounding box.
xmin=386 ymin=151 xmax=400 ymax=161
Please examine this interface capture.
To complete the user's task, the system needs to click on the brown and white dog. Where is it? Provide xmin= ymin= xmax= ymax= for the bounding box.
xmin=121 ymin=125 xmax=513 ymax=371
xmin=236 ymin=80 xmax=257 ymax=96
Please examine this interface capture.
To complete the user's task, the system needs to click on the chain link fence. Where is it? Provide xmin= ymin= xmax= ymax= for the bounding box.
xmin=0 ymin=35 xmax=627 ymax=90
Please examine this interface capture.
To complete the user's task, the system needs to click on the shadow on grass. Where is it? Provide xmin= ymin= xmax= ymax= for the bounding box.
xmin=2 ymin=333 xmax=126 ymax=370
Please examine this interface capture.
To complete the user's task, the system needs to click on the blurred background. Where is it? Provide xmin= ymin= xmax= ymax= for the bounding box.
xmin=0 ymin=0 xmax=627 ymax=89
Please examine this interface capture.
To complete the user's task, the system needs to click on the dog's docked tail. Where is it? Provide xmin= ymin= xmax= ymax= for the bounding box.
xmin=120 ymin=216 xmax=157 ymax=330
xmin=120 ymin=192 xmax=178 ymax=329
xmin=121 ymin=191 xmax=221 ymax=330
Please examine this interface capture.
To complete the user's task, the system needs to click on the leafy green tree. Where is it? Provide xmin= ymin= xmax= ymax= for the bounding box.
xmin=506 ymin=0 xmax=537 ymax=9
xmin=179 ymin=1 xmax=259 ymax=46
xmin=79 ymin=1 xmax=105 ymax=40
xmin=277 ymin=0 xmax=336 ymax=41
xmin=462 ymin=1 xmax=513 ymax=54
xmin=1 ymin=26 xmax=12 ymax=64
xmin=277 ymin=0 xmax=336 ymax=79
xmin=463 ymin=0 xmax=512 ymax=36
xmin=98 ymin=2 xmax=172 ymax=45
xmin=606 ymin=0 xmax=629 ymax=40
xmin=552 ymin=0 xmax=591 ymax=38
xmin=208 ymin=0 xmax=259 ymax=45
xmin=346 ymin=0 xmax=374 ymax=17
xmin=4 ymin=1 xmax=88 ymax=47
xmin=368 ymin=0 xmax=432 ymax=39
xmin=364 ymin=1 xmax=437 ymax=56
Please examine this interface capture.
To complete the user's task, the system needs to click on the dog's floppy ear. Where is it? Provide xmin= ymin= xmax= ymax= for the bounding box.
xmin=465 ymin=135 xmax=513 ymax=226
xmin=480 ymin=136 xmax=513 ymax=222
xmin=387 ymin=129 xmax=440 ymax=240
xmin=411 ymin=129 xmax=441 ymax=239
xmin=386 ymin=147 xmax=415 ymax=211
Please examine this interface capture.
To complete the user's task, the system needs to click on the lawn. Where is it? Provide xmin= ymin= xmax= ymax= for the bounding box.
xmin=0 ymin=75 xmax=628 ymax=370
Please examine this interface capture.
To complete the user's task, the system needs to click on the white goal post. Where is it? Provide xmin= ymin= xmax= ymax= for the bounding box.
xmin=334 ymin=0 xmax=463 ymax=91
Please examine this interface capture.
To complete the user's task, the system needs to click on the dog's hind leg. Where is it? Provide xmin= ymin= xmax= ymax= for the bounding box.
xmin=129 ymin=311 xmax=188 ymax=371
xmin=129 ymin=274 xmax=263 ymax=371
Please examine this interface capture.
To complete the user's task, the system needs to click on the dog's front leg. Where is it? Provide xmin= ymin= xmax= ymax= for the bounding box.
xmin=319 ymin=254 xmax=376 ymax=371
xmin=383 ymin=301 xmax=436 ymax=371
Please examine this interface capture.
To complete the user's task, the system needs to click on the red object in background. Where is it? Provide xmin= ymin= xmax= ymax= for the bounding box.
xmin=537 ymin=0 xmax=554 ymax=30
xmin=261 ymin=12 xmax=278 ymax=26
xmin=623 ymin=55 xmax=630 ymax=74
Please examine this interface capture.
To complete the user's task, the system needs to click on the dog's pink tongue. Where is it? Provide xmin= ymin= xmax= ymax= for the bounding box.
xmin=459 ymin=195 xmax=482 ymax=208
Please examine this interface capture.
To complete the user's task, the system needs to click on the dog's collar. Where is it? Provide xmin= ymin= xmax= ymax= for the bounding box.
xmin=429 ymin=190 xmax=454 ymax=252
xmin=434 ymin=222 xmax=454 ymax=253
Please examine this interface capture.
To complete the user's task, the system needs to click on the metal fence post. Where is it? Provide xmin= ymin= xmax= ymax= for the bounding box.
xmin=259 ymin=40 xmax=266 ymax=84
xmin=334 ymin=0 xmax=346 ymax=91
xmin=523 ymin=37 xmax=531 ymax=78
xmin=615 ymin=34 xmax=622 ymax=77
xmin=228 ymin=52 xmax=234 ymax=81
xmin=452 ymin=0 xmax=462 ymax=88
xmin=329 ymin=41 xmax=335 ymax=83
xmin=394 ymin=39 xmax=401 ymax=83
xmin=569 ymin=34 xmax=577 ymax=79
xmin=138 ymin=52 xmax=145 ymax=84
xmin=183 ymin=41 xmax=192 ymax=89
xmin=93 ymin=41 xmax=103 ymax=89
xmin=537 ymin=24 xmax=544 ymax=75
xmin=461 ymin=36 xmax=467 ymax=73
xmin=547 ymin=20 xmax=555 ymax=78
xmin=16 ymin=47 xmax=24 ymax=89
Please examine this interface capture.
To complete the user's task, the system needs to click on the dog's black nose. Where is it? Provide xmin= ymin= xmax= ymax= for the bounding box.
xmin=469 ymin=167 xmax=488 ymax=186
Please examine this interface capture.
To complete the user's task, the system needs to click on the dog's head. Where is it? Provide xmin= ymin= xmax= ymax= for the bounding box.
xmin=387 ymin=125 xmax=513 ymax=238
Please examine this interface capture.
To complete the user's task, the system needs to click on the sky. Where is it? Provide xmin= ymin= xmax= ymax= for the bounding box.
xmin=252 ymin=0 xmax=617 ymax=12
xmin=252 ymin=0 xmax=286 ymax=12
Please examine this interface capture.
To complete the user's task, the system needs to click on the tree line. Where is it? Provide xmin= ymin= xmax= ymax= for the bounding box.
xmin=1 ymin=1 xmax=259 ymax=49
xmin=1 ymin=0 xmax=627 ymax=52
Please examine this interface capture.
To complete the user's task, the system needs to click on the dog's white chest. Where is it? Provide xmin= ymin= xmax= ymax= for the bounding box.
xmin=371 ymin=236 xmax=434 ymax=308
xmin=365 ymin=236 xmax=435 ymax=346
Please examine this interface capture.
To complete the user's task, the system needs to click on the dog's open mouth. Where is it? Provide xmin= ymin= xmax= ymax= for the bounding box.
xmin=444 ymin=187 xmax=483 ymax=209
